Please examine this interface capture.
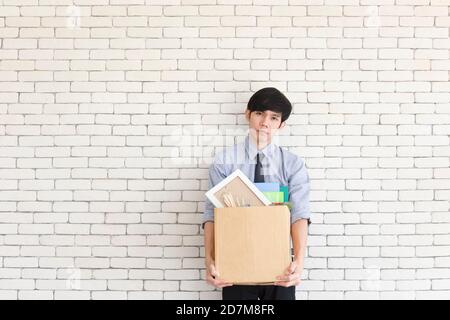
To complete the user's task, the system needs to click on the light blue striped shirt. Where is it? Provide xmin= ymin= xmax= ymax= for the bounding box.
xmin=203 ymin=135 xmax=311 ymax=227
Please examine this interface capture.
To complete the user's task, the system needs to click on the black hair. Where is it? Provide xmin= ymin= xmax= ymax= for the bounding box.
xmin=246 ymin=87 xmax=292 ymax=124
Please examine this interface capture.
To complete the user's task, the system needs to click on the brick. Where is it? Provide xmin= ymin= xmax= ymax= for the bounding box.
xmin=435 ymin=257 xmax=450 ymax=267
xmin=73 ymin=258 xmax=109 ymax=269
xmin=144 ymin=280 xmax=179 ymax=292
xmin=110 ymin=258 xmax=146 ymax=269
xmin=0 ymin=280 xmax=35 ymax=290
xmin=417 ymin=269 xmax=450 ymax=280
xmin=325 ymin=280 xmax=359 ymax=291
xmin=54 ymin=291 xmax=91 ymax=300
xmin=309 ymin=247 xmax=345 ymax=258
xmin=3 ymin=257 xmax=38 ymax=268
xmin=346 ymin=225 xmax=379 ymax=235
xmin=19 ymin=290 xmax=53 ymax=300
xmin=165 ymin=269 xmax=199 ymax=280
xmin=346 ymin=291 xmax=382 ymax=300
xmin=307 ymin=291 xmax=341 ymax=300
xmin=92 ymin=291 xmax=127 ymax=300
xmin=108 ymin=280 xmax=143 ymax=291
xmin=416 ymin=291 xmax=450 ymax=300
xmin=398 ymin=280 xmax=431 ymax=291
xmin=417 ymin=246 xmax=450 ymax=257
xmin=91 ymin=269 xmax=127 ymax=280
xmin=164 ymin=246 xmax=198 ymax=258
xmin=127 ymin=269 xmax=163 ymax=280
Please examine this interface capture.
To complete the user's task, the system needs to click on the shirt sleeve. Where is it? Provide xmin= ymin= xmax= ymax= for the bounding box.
xmin=288 ymin=156 xmax=312 ymax=225
xmin=202 ymin=156 xmax=228 ymax=229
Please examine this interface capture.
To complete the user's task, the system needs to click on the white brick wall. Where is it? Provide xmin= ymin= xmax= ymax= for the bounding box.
xmin=0 ymin=1 xmax=449 ymax=300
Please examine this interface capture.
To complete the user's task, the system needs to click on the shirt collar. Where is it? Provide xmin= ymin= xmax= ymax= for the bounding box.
xmin=245 ymin=135 xmax=277 ymax=163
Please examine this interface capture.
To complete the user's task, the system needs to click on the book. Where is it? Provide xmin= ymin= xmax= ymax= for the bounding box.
xmin=254 ymin=182 xmax=280 ymax=192
xmin=280 ymin=185 xmax=289 ymax=202
xmin=262 ymin=191 xmax=284 ymax=203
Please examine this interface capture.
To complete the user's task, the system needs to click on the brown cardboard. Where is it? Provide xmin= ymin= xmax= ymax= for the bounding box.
xmin=214 ymin=205 xmax=291 ymax=284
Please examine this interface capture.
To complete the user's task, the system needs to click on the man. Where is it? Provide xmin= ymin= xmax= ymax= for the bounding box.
xmin=202 ymin=87 xmax=311 ymax=300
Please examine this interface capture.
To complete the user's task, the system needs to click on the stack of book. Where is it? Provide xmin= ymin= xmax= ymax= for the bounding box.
xmin=254 ymin=182 xmax=289 ymax=204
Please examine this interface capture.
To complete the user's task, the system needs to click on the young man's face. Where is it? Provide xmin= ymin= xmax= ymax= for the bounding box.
xmin=246 ymin=109 xmax=285 ymax=147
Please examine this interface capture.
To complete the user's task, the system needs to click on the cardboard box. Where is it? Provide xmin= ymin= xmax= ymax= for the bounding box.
xmin=214 ymin=205 xmax=291 ymax=284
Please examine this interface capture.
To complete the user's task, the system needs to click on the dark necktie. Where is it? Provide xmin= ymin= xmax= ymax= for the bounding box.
xmin=254 ymin=153 xmax=265 ymax=183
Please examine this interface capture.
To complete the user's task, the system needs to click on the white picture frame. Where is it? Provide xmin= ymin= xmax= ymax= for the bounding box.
xmin=205 ymin=169 xmax=272 ymax=208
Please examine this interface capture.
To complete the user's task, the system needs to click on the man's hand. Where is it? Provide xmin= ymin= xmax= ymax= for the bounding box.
xmin=274 ymin=260 xmax=303 ymax=287
xmin=206 ymin=261 xmax=233 ymax=288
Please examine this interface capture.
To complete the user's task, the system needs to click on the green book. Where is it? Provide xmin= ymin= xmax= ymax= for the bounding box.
xmin=280 ymin=185 xmax=289 ymax=202
xmin=262 ymin=191 xmax=284 ymax=203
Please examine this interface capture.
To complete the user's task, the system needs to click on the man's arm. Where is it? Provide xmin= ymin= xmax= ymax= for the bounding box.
xmin=203 ymin=156 xmax=233 ymax=288
xmin=275 ymin=218 xmax=308 ymax=287
xmin=275 ymin=155 xmax=311 ymax=287
xmin=291 ymin=218 xmax=308 ymax=267
xmin=202 ymin=154 xmax=228 ymax=229
xmin=288 ymin=157 xmax=311 ymax=225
